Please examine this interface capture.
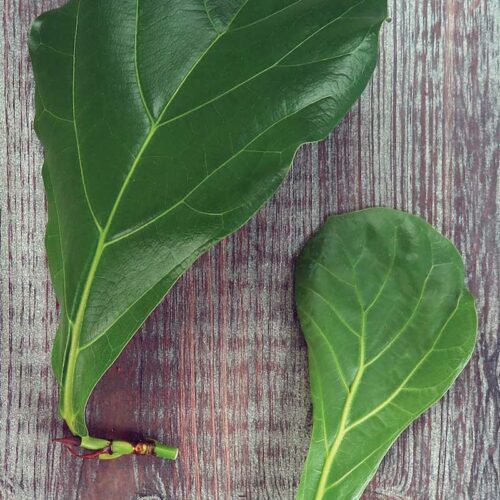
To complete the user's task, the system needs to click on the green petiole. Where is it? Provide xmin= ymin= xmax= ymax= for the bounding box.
xmin=54 ymin=435 xmax=178 ymax=461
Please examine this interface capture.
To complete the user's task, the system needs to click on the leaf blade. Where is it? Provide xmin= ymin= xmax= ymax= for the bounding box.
xmin=295 ymin=208 xmax=477 ymax=499
xmin=30 ymin=0 xmax=387 ymax=436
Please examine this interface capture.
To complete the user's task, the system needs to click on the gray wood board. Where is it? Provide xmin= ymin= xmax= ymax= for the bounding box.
xmin=1 ymin=0 xmax=498 ymax=499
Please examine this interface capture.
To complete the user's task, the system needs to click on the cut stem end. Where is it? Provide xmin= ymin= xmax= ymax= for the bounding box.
xmin=54 ymin=435 xmax=178 ymax=461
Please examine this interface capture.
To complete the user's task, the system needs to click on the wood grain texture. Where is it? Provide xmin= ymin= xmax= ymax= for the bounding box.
xmin=0 ymin=1 xmax=498 ymax=499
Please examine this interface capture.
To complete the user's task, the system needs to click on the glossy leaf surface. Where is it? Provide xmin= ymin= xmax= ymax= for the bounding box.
xmin=30 ymin=0 xmax=387 ymax=436
xmin=295 ymin=209 xmax=476 ymax=499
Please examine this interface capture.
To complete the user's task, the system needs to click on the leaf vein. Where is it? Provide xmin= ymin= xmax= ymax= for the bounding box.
xmin=278 ymin=26 xmax=375 ymax=69
xmin=344 ymin=293 xmax=464 ymax=433
xmin=364 ymin=225 xmax=399 ymax=313
xmin=39 ymin=108 xmax=74 ymax=124
xmin=134 ymin=0 xmax=154 ymax=123
xmin=72 ymin=0 xmax=102 ymax=232
xmin=300 ymin=308 xmax=350 ymax=392
xmin=229 ymin=0 xmax=305 ymax=33
xmin=202 ymin=0 xmax=219 ymax=33
xmin=310 ymin=348 xmax=332 ymax=452
xmin=324 ymin=437 xmax=394 ymax=492
xmin=298 ymin=285 xmax=360 ymax=339
xmin=105 ymin=96 xmax=332 ymax=245
xmin=305 ymin=257 xmax=355 ymax=288
xmin=158 ymin=0 xmax=368 ymax=128
xmin=365 ymin=262 xmax=441 ymax=368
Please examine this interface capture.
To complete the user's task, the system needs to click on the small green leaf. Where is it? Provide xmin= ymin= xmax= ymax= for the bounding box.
xmin=30 ymin=0 xmax=387 ymax=437
xmin=295 ymin=208 xmax=476 ymax=499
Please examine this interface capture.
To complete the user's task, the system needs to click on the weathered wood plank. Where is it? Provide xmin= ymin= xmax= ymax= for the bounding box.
xmin=0 ymin=1 xmax=498 ymax=499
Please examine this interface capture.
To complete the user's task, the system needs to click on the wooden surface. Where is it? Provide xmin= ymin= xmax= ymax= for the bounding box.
xmin=1 ymin=1 xmax=498 ymax=499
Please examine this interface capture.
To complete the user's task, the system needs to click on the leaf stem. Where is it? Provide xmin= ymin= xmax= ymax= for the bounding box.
xmin=55 ymin=435 xmax=178 ymax=461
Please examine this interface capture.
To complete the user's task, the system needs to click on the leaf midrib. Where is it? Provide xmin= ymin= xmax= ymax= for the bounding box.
xmin=316 ymin=292 xmax=464 ymax=495
xmin=310 ymin=249 xmax=467 ymax=497
xmin=61 ymin=0 xmax=231 ymax=428
xmin=313 ymin=286 xmax=366 ymax=500
xmin=310 ymin=227 xmax=400 ymax=497
xmin=76 ymin=0 xmax=369 ymax=249
xmin=76 ymin=95 xmax=332 ymax=354
xmin=69 ymin=0 xmax=374 ymax=319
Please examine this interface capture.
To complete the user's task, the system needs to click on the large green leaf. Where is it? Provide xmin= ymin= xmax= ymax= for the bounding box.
xmin=295 ymin=208 xmax=476 ymax=499
xmin=30 ymin=0 xmax=388 ymax=437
